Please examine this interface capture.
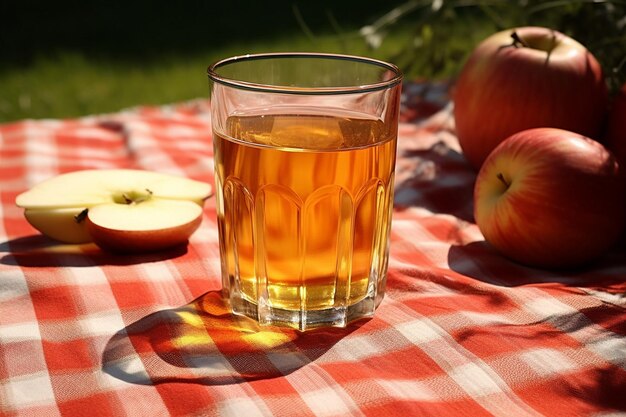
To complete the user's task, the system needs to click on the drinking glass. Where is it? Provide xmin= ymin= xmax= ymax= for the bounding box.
xmin=208 ymin=53 xmax=402 ymax=330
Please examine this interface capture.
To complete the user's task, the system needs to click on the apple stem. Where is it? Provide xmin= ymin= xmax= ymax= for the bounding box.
xmin=496 ymin=173 xmax=511 ymax=189
xmin=74 ymin=208 xmax=88 ymax=223
xmin=510 ymin=31 xmax=529 ymax=48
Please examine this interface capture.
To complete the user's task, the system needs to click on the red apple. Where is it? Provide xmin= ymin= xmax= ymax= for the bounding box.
xmin=474 ymin=127 xmax=625 ymax=269
xmin=605 ymin=82 xmax=626 ymax=167
xmin=454 ymin=26 xmax=608 ymax=170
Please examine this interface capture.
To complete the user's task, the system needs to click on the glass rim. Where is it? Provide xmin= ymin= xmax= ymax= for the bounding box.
xmin=207 ymin=52 xmax=403 ymax=95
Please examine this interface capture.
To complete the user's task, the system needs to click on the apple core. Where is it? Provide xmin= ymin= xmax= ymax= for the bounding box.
xmin=111 ymin=189 xmax=154 ymax=205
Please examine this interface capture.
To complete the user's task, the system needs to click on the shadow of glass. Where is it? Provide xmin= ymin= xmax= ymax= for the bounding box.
xmin=0 ymin=235 xmax=188 ymax=267
xmin=448 ymin=240 xmax=626 ymax=289
xmin=102 ymin=290 xmax=362 ymax=386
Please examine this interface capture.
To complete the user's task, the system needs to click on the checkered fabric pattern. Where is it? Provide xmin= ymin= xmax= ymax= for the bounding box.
xmin=1 ymin=83 xmax=625 ymax=417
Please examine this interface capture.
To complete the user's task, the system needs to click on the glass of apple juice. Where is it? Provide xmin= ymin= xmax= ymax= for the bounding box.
xmin=207 ymin=53 xmax=402 ymax=331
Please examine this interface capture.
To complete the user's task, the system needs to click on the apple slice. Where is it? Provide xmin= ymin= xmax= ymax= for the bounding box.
xmin=86 ymin=199 xmax=203 ymax=253
xmin=16 ymin=169 xmax=212 ymax=251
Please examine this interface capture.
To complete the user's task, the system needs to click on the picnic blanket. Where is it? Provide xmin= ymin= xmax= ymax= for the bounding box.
xmin=1 ymin=82 xmax=625 ymax=417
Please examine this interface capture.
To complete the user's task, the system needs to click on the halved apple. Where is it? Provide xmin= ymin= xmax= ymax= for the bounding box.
xmin=16 ymin=169 xmax=212 ymax=253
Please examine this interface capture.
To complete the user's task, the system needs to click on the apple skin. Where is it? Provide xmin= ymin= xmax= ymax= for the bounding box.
xmin=86 ymin=215 xmax=202 ymax=254
xmin=24 ymin=207 xmax=92 ymax=244
xmin=474 ymin=127 xmax=625 ymax=269
xmin=454 ymin=26 xmax=608 ymax=170
xmin=605 ymin=82 xmax=626 ymax=167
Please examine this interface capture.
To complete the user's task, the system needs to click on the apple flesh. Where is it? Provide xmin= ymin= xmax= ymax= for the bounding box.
xmin=16 ymin=169 xmax=212 ymax=252
xmin=86 ymin=199 xmax=203 ymax=253
xmin=474 ymin=127 xmax=625 ymax=269
xmin=454 ymin=26 xmax=608 ymax=170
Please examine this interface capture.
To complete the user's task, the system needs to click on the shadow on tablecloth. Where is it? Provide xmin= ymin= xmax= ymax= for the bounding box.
xmin=394 ymin=141 xmax=475 ymax=223
xmin=0 ymin=235 xmax=189 ymax=267
xmin=101 ymin=290 xmax=362 ymax=385
xmin=448 ymin=240 xmax=626 ymax=290
xmin=393 ymin=101 xmax=476 ymax=223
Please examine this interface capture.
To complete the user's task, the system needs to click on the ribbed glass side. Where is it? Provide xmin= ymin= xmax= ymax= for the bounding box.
xmin=218 ymin=179 xmax=393 ymax=331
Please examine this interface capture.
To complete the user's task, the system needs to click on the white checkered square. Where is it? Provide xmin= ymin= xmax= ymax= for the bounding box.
xmin=330 ymin=334 xmax=383 ymax=362
xmin=395 ymin=319 xmax=443 ymax=345
xmin=524 ymin=297 xmax=572 ymax=317
xmin=447 ymin=362 xmax=505 ymax=397
xmin=0 ymin=270 xmax=30 ymax=302
xmin=138 ymin=262 xmax=178 ymax=283
xmin=520 ymin=348 xmax=578 ymax=377
xmin=218 ymin=397 xmax=269 ymax=417
xmin=588 ymin=337 xmax=626 ymax=365
xmin=301 ymin=386 xmax=354 ymax=417
xmin=5 ymin=371 xmax=56 ymax=408
xmin=377 ymin=379 xmax=436 ymax=401
xmin=78 ymin=310 xmax=127 ymax=338
xmin=0 ymin=322 xmax=40 ymax=344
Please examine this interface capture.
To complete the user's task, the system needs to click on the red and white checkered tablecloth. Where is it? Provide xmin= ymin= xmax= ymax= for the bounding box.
xmin=1 ymin=83 xmax=625 ymax=417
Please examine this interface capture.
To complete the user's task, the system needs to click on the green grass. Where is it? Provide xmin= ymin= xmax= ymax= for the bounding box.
xmin=0 ymin=39 xmax=372 ymax=121
xmin=2 ymin=1 xmax=624 ymax=123
xmin=0 ymin=0 xmax=412 ymax=122
xmin=0 ymin=32 xmax=415 ymax=122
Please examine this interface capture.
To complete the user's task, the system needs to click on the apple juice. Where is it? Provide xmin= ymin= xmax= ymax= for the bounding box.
xmin=213 ymin=109 xmax=396 ymax=312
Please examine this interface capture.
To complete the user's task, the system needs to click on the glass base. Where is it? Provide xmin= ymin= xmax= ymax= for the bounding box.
xmin=228 ymin=292 xmax=380 ymax=331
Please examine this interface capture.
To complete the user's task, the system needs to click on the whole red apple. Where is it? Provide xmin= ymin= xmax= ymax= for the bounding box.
xmin=454 ymin=26 xmax=608 ymax=170
xmin=474 ymin=127 xmax=624 ymax=269
xmin=605 ymin=82 xmax=626 ymax=167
